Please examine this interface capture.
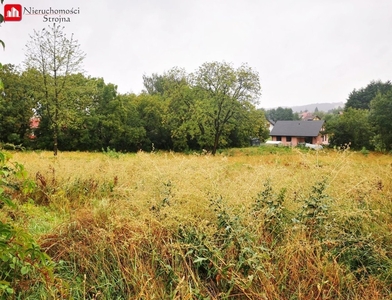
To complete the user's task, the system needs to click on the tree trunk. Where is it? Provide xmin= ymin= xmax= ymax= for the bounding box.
xmin=212 ymin=132 xmax=220 ymax=155
xmin=53 ymin=124 xmax=58 ymax=156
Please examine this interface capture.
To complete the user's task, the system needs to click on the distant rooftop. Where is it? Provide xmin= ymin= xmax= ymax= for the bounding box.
xmin=270 ymin=120 xmax=325 ymax=137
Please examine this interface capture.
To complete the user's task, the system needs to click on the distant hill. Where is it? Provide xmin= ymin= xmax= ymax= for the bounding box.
xmin=289 ymin=102 xmax=344 ymax=113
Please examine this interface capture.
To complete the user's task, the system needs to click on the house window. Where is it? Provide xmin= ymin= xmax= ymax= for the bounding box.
xmin=286 ymin=136 xmax=292 ymax=142
xmin=276 ymin=136 xmax=282 ymax=141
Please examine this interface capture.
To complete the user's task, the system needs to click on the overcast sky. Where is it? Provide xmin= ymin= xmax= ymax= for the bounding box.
xmin=2 ymin=0 xmax=392 ymax=108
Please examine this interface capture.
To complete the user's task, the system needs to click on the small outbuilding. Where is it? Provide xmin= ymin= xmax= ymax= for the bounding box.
xmin=250 ymin=138 xmax=261 ymax=146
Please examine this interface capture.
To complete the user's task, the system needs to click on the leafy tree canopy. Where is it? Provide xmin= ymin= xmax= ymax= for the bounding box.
xmin=24 ymin=24 xmax=85 ymax=155
xmin=326 ymin=108 xmax=374 ymax=150
xmin=192 ymin=61 xmax=262 ymax=154
xmin=345 ymin=80 xmax=392 ymax=111
xmin=266 ymin=107 xmax=299 ymax=122
xmin=369 ymin=90 xmax=392 ymax=151
xmin=0 ymin=65 xmax=36 ymax=145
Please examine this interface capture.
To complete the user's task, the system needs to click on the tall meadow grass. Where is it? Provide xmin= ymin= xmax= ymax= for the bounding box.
xmin=3 ymin=147 xmax=392 ymax=299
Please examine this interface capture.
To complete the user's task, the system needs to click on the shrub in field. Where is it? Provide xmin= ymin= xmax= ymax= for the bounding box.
xmin=295 ymin=179 xmax=331 ymax=241
xmin=0 ymin=151 xmax=58 ymax=298
xmin=101 ymin=146 xmax=120 ymax=158
xmin=360 ymin=147 xmax=370 ymax=156
xmin=0 ymin=143 xmax=25 ymax=151
xmin=252 ymin=180 xmax=288 ymax=239
xmin=329 ymin=213 xmax=392 ymax=283
xmin=175 ymin=196 xmax=275 ymax=298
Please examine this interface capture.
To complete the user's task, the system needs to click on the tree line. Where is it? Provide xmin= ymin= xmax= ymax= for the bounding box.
xmin=0 ymin=24 xmax=269 ymax=155
xmin=1 ymin=24 xmax=391 ymax=154
xmin=326 ymin=80 xmax=392 ymax=151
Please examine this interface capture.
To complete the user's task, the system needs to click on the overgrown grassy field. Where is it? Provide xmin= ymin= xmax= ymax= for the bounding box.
xmin=2 ymin=147 xmax=392 ymax=299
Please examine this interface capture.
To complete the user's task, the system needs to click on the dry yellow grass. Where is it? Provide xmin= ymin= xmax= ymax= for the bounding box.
xmin=10 ymin=148 xmax=392 ymax=216
xmin=5 ymin=148 xmax=392 ymax=299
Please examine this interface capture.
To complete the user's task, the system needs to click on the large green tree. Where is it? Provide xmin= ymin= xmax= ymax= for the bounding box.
xmin=45 ymin=74 xmax=106 ymax=151
xmin=369 ymin=91 xmax=392 ymax=151
xmin=24 ymin=24 xmax=85 ymax=155
xmin=143 ymin=67 xmax=198 ymax=151
xmin=345 ymin=80 xmax=392 ymax=111
xmin=53 ymin=77 xmax=146 ymax=152
xmin=229 ymin=107 xmax=269 ymax=147
xmin=142 ymin=63 xmax=265 ymax=153
xmin=0 ymin=65 xmax=36 ymax=145
xmin=134 ymin=93 xmax=171 ymax=151
xmin=326 ymin=108 xmax=374 ymax=150
xmin=164 ymin=69 xmax=199 ymax=151
xmin=192 ymin=62 xmax=261 ymax=154
xmin=99 ymin=94 xmax=146 ymax=151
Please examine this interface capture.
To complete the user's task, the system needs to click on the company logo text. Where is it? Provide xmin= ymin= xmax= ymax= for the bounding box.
xmin=23 ymin=6 xmax=81 ymax=23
